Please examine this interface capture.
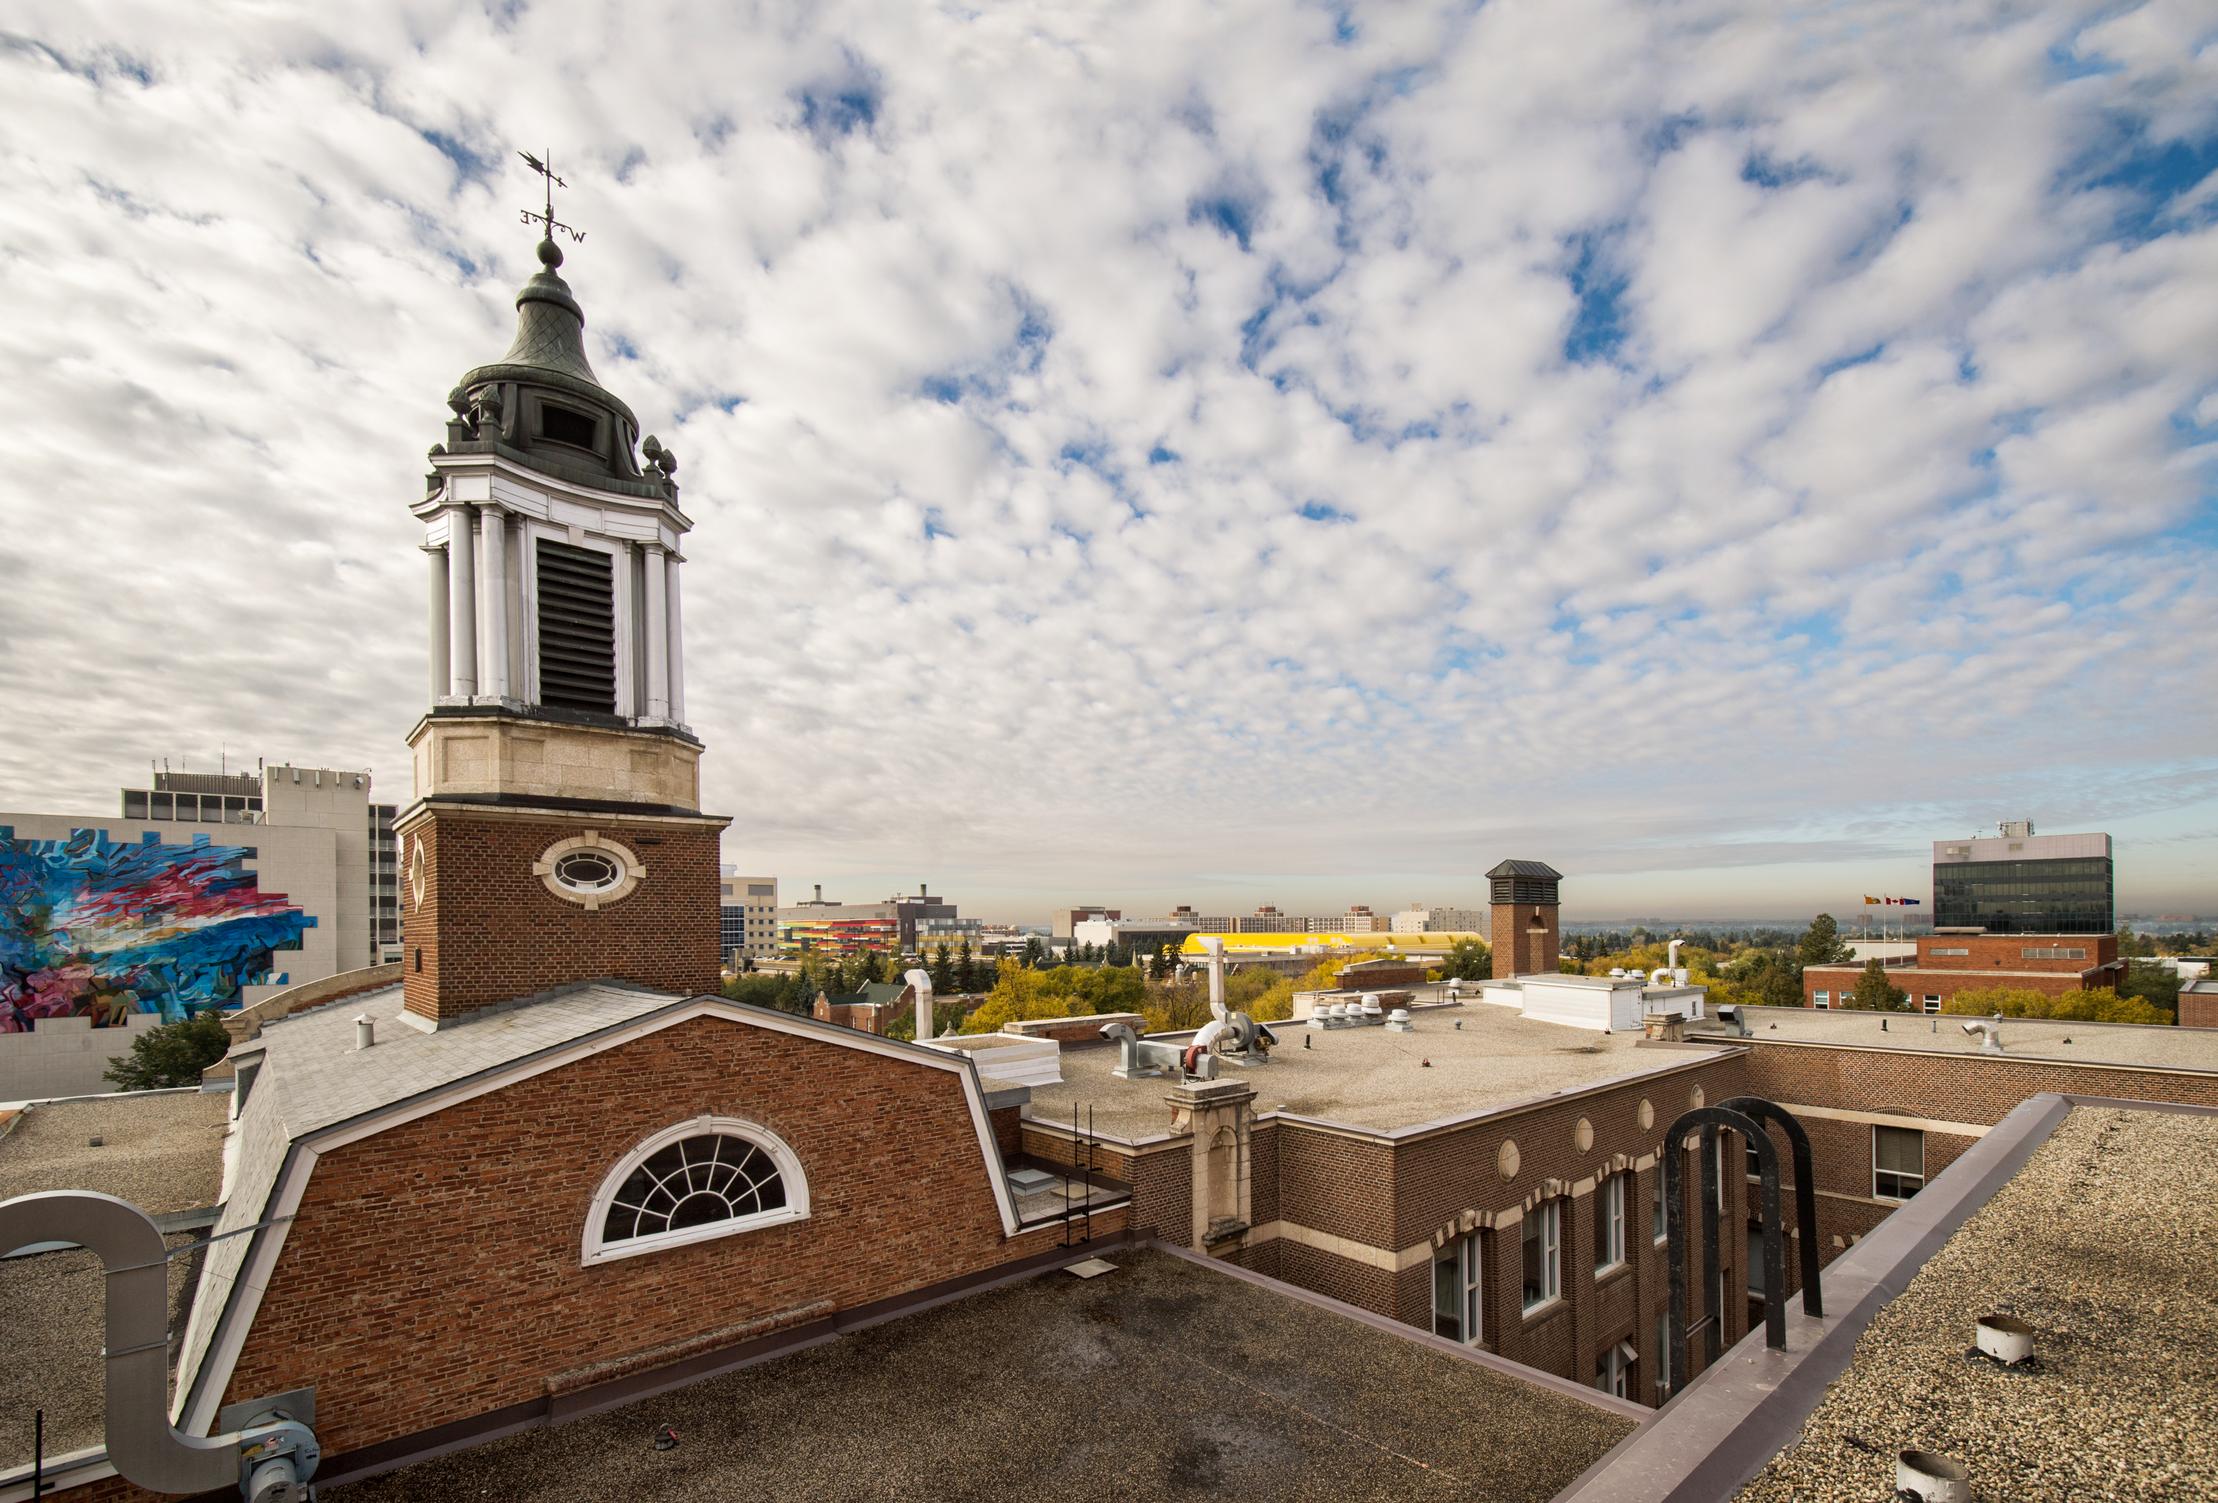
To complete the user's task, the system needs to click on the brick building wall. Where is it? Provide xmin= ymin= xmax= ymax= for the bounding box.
xmin=1803 ymin=965 xmax=2094 ymax=1009
xmin=1730 ymin=1037 xmax=2218 ymax=1268
xmin=2180 ymin=991 xmax=2218 ymax=1030
xmin=398 ymin=807 xmax=723 ymax=1023
xmin=210 ymin=1015 xmax=1112 ymax=1463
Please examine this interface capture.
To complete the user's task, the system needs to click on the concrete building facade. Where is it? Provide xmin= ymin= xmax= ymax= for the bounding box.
xmin=718 ymin=873 xmax=778 ymax=964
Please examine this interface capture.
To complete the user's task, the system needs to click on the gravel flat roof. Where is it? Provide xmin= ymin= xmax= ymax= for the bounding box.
xmin=1029 ymin=1004 xmax=1723 ymax=1137
xmin=0 ymin=1090 xmax=228 ymax=1212
xmin=328 ymin=1247 xmax=1634 ymax=1503
xmin=1734 ymin=1106 xmax=2218 ymax=1502
xmin=1692 ymin=1005 xmax=2218 ymax=1073
xmin=0 ymin=1091 xmax=226 ymax=1470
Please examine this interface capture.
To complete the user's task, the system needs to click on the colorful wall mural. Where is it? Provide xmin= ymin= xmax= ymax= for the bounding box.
xmin=0 ymin=826 xmax=315 ymax=1031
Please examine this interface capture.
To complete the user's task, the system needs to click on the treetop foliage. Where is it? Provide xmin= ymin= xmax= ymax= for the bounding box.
xmin=103 ymin=1008 xmax=233 ymax=1091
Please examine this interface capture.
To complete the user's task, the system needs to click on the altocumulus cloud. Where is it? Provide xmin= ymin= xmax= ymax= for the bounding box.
xmin=0 ymin=0 xmax=2214 ymax=917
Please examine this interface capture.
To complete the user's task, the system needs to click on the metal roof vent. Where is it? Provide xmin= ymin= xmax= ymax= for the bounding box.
xmin=1961 ymin=1020 xmax=2003 ymax=1055
xmin=1896 ymin=1450 xmax=1970 ymax=1502
xmin=1384 ymin=1008 xmax=1413 ymax=1033
xmin=1972 ymin=1313 xmax=2036 ymax=1367
xmin=354 ymin=1015 xmax=375 ymax=1051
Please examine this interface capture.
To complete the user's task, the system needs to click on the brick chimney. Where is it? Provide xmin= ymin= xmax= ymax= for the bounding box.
xmin=1487 ymin=860 xmax=1563 ymax=979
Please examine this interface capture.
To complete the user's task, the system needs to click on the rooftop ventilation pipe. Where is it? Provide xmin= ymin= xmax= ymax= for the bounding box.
xmin=0 ymin=1191 xmax=320 ymax=1500
xmin=1974 ymin=1313 xmax=2036 ymax=1366
xmin=1896 ymin=1450 xmax=1971 ymax=1503
xmin=1961 ymin=1020 xmax=2004 ymax=1055
xmin=905 ymin=968 xmax=934 ymax=1041
xmin=354 ymin=1015 xmax=374 ymax=1051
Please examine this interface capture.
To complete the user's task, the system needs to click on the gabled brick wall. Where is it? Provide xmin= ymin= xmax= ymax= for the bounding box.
xmin=212 ymin=1015 xmax=1107 ymax=1461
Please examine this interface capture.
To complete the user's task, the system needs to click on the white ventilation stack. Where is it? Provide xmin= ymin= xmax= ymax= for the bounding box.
xmin=905 ymin=969 xmax=934 ymax=1043
xmin=1896 ymin=1450 xmax=1970 ymax=1502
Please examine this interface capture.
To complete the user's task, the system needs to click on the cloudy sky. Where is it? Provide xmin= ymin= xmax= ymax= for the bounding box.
xmin=3 ymin=1 xmax=2215 ymax=924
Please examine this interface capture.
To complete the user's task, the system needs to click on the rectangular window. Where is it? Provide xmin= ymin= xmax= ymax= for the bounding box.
xmin=1522 ymin=1201 xmax=1560 ymax=1311
xmin=1655 ymin=1311 xmax=1671 ymax=1397
xmin=150 ymin=791 xmax=173 ymax=819
xmin=1873 ymin=1125 xmax=1926 ymax=1201
xmin=1432 ymin=1232 xmax=1482 ymax=1345
xmin=123 ymin=791 xmax=149 ymax=819
xmin=1747 ymin=1225 xmax=1766 ymax=1296
xmin=1594 ymin=1174 xmax=1625 ymax=1272
xmin=1929 ymin=946 xmax=1970 ymax=956
xmin=1595 ymin=1341 xmax=1634 ymax=1399
xmin=2022 ymin=947 xmax=2087 ymax=960
xmin=1745 ymin=1135 xmax=1763 ymax=1180
xmin=1923 ymin=994 xmax=1941 ymax=1014
xmin=536 ymin=540 xmax=618 ymax=715
xmin=1652 ymin=1170 xmax=1667 ymax=1243
xmin=1812 ymin=990 xmax=1830 ymax=1008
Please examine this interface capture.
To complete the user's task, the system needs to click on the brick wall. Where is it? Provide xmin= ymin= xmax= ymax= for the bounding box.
xmin=1491 ymin=903 xmax=1560 ymax=978
xmin=213 ymin=1015 xmax=1109 ymax=1460
xmin=2181 ymin=993 xmax=2218 ymax=1030
xmin=399 ymin=806 xmax=723 ymax=1023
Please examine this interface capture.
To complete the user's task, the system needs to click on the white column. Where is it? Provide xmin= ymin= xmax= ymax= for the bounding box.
xmin=425 ymin=544 xmax=450 ymax=700
xmin=447 ymin=507 xmax=478 ymax=699
xmin=479 ymin=509 xmax=510 ymax=700
xmin=665 ymin=551 xmax=686 ymax=724
xmin=643 ymin=541 xmax=670 ymax=720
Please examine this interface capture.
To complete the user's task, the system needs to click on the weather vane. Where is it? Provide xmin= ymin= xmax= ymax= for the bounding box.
xmin=518 ymin=149 xmax=585 ymax=243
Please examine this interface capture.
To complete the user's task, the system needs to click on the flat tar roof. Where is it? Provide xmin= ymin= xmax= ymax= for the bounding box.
xmin=1029 ymin=1004 xmax=1727 ymax=1138
xmin=327 ymin=1247 xmax=1637 ymax=1503
xmin=1735 ymin=1105 xmax=2218 ymax=1501
xmin=1691 ymin=1004 xmax=2218 ymax=1074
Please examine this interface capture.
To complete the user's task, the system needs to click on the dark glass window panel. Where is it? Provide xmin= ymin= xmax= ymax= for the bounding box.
xmin=539 ymin=403 xmax=600 ymax=450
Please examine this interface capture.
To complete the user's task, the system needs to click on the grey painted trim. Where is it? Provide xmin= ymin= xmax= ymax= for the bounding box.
xmin=1551 ymin=1092 xmax=2218 ymax=1503
xmin=1147 ymin=1240 xmax=1651 ymax=1422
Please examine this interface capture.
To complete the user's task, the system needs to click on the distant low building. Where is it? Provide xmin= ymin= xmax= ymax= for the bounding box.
xmin=1804 ymin=931 xmax=2125 ymax=1011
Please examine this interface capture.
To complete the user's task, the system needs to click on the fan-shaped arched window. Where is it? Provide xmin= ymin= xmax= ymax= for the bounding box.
xmin=583 ymin=1117 xmax=808 ymax=1264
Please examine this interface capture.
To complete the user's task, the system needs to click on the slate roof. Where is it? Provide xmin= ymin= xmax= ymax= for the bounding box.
xmin=1486 ymin=859 xmax=1564 ymax=880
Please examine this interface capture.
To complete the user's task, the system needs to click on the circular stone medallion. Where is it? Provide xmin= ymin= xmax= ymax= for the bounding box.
xmin=1497 ymin=1139 xmax=1521 ymax=1181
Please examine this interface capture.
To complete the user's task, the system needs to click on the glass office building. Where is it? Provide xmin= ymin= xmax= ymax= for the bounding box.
xmin=1931 ymin=827 xmax=2113 ymax=935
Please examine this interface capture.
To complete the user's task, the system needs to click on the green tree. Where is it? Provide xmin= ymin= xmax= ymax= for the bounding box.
xmin=1942 ymin=985 xmax=2172 ymax=1025
xmin=955 ymin=938 xmax=979 ymax=994
xmin=1796 ymin=914 xmax=1855 ymax=969
xmin=929 ymin=942 xmax=956 ymax=995
xmin=1438 ymin=937 xmax=1492 ymax=982
xmin=1021 ymin=936 xmax=1047 ymax=969
xmin=1841 ymin=958 xmax=1910 ymax=1011
xmin=2117 ymin=960 xmax=2179 ymax=1016
xmin=104 ymin=1008 xmax=233 ymax=1091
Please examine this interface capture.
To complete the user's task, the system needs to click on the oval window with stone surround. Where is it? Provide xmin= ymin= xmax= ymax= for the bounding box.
xmin=583 ymin=1118 xmax=809 ymax=1264
xmin=533 ymin=832 xmax=646 ymax=910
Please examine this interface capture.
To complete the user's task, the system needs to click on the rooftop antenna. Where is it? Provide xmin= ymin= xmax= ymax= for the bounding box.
xmin=518 ymin=149 xmax=586 ymax=243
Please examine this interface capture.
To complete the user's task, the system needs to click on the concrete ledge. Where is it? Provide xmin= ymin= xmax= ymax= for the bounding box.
xmin=222 ymin=962 xmax=403 ymax=1045
xmin=1551 ymin=1092 xmax=2218 ymax=1503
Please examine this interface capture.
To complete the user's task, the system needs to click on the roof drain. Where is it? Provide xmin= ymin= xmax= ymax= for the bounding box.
xmin=1896 ymin=1450 xmax=1970 ymax=1502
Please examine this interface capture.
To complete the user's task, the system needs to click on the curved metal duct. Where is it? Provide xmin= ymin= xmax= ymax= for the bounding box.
xmin=0 ymin=1189 xmax=320 ymax=1500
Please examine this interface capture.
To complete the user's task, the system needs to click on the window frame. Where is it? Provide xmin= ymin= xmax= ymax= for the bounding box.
xmin=1594 ymin=1173 xmax=1626 ymax=1273
xmin=583 ymin=1116 xmax=809 ymax=1265
xmin=1651 ymin=1168 xmax=1667 ymax=1245
xmin=1812 ymin=990 xmax=1830 ymax=1008
xmin=1872 ymin=1124 xmax=1926 ymax=1202
xmin=1432 ymin=1230 xmax=1483 ymax=1345
xmin=1522 ymin=1200 xmax=1561 ymax=1313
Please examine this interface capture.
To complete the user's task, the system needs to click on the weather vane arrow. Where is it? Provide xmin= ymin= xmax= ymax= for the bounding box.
xmin=518 ymin=148 xmax=585 ymax=243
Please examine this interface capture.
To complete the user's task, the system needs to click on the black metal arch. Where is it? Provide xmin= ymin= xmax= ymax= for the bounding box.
xmin=1665 ymin=1105 xmax=1781 ymax=1391
xmin=1719 ymin=1094 xmax=1824 ymax=1320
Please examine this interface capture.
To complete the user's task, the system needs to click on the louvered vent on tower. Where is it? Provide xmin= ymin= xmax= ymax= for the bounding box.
xmin=536 ymin=541 xmax=617 ymax=714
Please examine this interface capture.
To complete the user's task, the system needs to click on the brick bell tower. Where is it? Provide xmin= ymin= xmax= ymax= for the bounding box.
xmin=397 ymin=189 xmax=729 ymax=1028
xmin=1487 ymin=860 xmax=1563 ymax=979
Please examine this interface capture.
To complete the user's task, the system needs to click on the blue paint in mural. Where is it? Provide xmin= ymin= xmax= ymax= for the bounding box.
xmin=0 ymin=826 xmax=315 ymax=1031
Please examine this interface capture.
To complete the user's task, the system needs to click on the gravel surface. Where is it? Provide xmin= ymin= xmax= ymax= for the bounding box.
xmin=1736 ymin=1107 xmax=2218 ymax=1502
xmin=0 ymin=1091 xmax=228 ymax=1212
xmin=332 ymin=1248 xmax=1634 ymax=1503
xmin=0 ymin=1233 xmax=205 ymax=1467
xmin=1033 ymin=1005 xmax=1711 ymax=1137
